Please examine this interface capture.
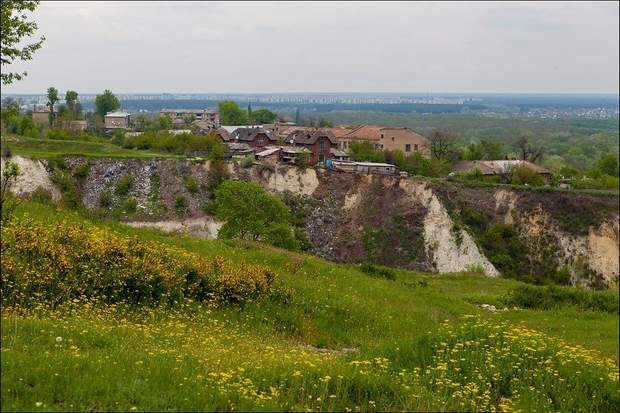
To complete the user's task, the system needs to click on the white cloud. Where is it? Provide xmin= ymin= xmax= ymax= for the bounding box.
xmin=2 ymin=1 xmax=618 ymax=93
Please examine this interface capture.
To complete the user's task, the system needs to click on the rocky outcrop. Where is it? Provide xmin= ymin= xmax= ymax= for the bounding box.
xmin=4 ymin=156 xmax=618 ymax=285
xmin=0 ymin=156 xmax=61 ymax=201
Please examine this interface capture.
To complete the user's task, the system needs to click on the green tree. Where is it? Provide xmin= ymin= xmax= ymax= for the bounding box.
xmin=218 ymin=100 xmax=248 ymax=125
xmin=94 ymin=89 xmax=120 ymax=118
xmin=250 ymin=109 xmax=277 ymax=124
xmin=0 ymin=0 xmax=45 ymax=85
xmin=46 ymin=86 xmax=59 ymax=125
xmin=596 ymin=154 xmax=619 ymax=177
xmin=64 ymin=90 xmax=81 ymax=119
xmin=318 ymin=117 xmax=333 ymax=128
xmin=214 ymin=180 xmax=298 ymax=250
xmin=348 ymin=141 xmax=385 ymax=163
xmin=429 ymin=128 xmax=457 ymax=160
xmin=1 ymin=160 xmax=21 ymax=221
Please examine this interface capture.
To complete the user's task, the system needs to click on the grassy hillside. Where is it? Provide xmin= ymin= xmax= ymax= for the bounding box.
xmin=2 ymin=200 xmax=619 ymax=412
xmin=0 ymin=134 xmax=181 ymax=159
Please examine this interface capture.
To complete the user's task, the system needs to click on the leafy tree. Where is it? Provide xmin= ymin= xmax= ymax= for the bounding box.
xmin=1 ymin=160 xmax=21 ymax=221
xmin=348 ymin=141 xmax=385 ymax=163
xmin=515 ymin=136 xmax=544 ymax=163
xmin=56 ymin=104 xmax=70 ymax=122
xmin=596 ymin=154 xmax=619 ymax=177
xmin=218 ymin=100 xmax=247 ymax=125
xmin=46 ymin=86 xmax=58 ymax=125
xmin=182 ymin=114 xmax=196 ymax=129
xmin=429 ymin=128 xmax=457 ymax=160
xmin=214 ymin=180 xmax=298 ymax=250
xmin=64 ymin=90 xmax=81 ymax=119
xmin=94 ymin=89 xmax=120 ymax=118
xmin=0 ymin=0 xmax=45 ymax=85
xmin=146 ymin=115 xmax=173 ymax=131
xmin=318 ymin=117 xmax=333 ymax=128
xmin=133 ymin=113 xmax=148 ymax=131
xmin=250 ymin=109 xmax=277 ymax=124
xmin=510 ymin=165 xmax=545 ymax=187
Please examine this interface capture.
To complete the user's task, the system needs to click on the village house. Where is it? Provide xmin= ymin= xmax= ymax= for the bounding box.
xmin=255 ymin=147 xmax=282 ymax=165
xmin=211 ymin=127 xmax=232 ymax=142
xmin=61 ymin=120 xmax=87 ymax=133
xmin=104 ymin=111 xmax=131 ymax=129
xmin=287 ymin=129 xmax=339 ymax=164
xmin=160 ymin=109 xmax=219 ymax=128
xmin=226 ymin=142 xmax=255 ymax=158
xmin=231 ymin=127 xmax=278 ymax=149
xmin=338 ymin=125 xmax=431 ymax=158
xmin=31 ymin=105 xmax=50 ymax=127
xmin=452 ymin=160 xmax=552 ymax=183
xmin=280 ymin=146 xmax=312 ymax=164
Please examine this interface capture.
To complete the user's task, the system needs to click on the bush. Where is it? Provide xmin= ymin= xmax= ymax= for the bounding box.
xmin=358 ymin=263 xmax=396 ymax=281
xmin=99 ymin=190 xmax=113 ymax=208
xmin=501 ymin=284 xmax=618 ymax=313
xmin=50 ymin=169 xmax=82 ymax=210
xmin=511 ymin=165 xmax=545 ymax=187
xmin=28 ymin=186 xmax=53 ymax=203
xmin=183 ymin=175 xmax=200 ymax=194
xmin=115 ymin=174 xmax=134 ymax=196
xmin=45 ymin=128 xmax=72 ymax=140
xmin=1 ymin=217 xmax=279 ymax=307
xmin=123 ymin=197 xmax=137 ymax=214
xmin=240 ymin=156 xmax=254 ymax=168
xmin=175 ymin=194 xmax=188 ymax=212
xmin=73 ymin=163 xmax=90 ymax=179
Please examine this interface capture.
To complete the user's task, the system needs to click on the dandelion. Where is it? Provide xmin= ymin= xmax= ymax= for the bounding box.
xmin=55 ymin=337 xmax=63 ymax=342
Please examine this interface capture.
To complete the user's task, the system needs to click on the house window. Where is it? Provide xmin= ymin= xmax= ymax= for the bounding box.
xmin=257 ymin=139 xmax=265 ymax=146
xmin=319 ymin=141 xmax=326 ymax=151
xmin=391 ymin=137 xmax=395 ymax=141
xmin=405 ymin=144 xmax=411 ymax=152
xmin=414 ymin=144 xmax=419 ymax=151
xmin=381 ymin=134 xmax=384 ymax=139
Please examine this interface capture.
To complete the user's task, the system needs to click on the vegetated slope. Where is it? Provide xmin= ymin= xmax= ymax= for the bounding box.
xmin=1 ymin=200 xmax=619 ymax=412
xmin=2 ymin=155 xmax=619 ymax=287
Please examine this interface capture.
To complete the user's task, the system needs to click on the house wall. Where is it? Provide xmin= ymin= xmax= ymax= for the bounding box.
xmin=378 ymin=128 xmax=431 ymax=158
xmin=299 ymin=137 xmax=336 ymax=164
xmin=104 ymin=116 xmax=130 ymax=129
xmin=32 ymin=112 xmax=50 ymax=126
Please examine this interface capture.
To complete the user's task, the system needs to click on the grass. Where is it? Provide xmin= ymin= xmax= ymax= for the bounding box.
xmin=0 ymin=134 xmax=182 ymax=159
xmin=2 ymin=200 xmax=619 ymax=412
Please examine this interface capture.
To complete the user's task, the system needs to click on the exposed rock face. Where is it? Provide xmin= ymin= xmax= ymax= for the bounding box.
xmin=4 ymin=156 xmax=618 ymax=285
xmin=0 ymin=156 xmax=61 ymax=201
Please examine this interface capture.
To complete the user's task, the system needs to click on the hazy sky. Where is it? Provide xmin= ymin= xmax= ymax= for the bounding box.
xmin=3 ymin=1 xmax=619 ymax=94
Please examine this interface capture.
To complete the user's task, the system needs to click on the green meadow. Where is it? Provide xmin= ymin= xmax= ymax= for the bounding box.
xmin=1 ymin=200 xmax=619 ymax=412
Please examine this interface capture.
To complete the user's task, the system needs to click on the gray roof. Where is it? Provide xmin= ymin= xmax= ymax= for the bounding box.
xmin=232 ymin=127 xmax=277 ymax=142
xmin=290 ymin=129 xmax=338 ymax=145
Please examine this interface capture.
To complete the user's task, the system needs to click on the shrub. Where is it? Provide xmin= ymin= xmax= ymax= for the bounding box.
xmin=501 ymin=284 xmax=618 ymax=313
xmin=214 ymin=180 xmax=298 ymax=250
xmin=240 ymin=156 xmax=254 ymax=168
xmin=73 ymin=163 xmax=90 ymax=179
xmin=511 ymin=165 xmax=545 ymax=187
xmin=99 ymin=190 xmax=113 ymax=208
xmin=175 ymin=194 xmax=188 ymax=212
xmin=28 ymin=186 xmax=53 ymax=203
xmin=183 ymin=175 xmax=200 ymax=194
xmin=45 ymin=128 xmax=72 ymax=140
xmin=0 ymin=217 xmax=279 ymax=307
xmin=50 ymin=169 xmax=81 ymax=210
xmin=358 ymin=263 xmax=396 ymax=281
xmin=115 ymin=174 xmax=134 ymax=196
xmin=123 ymin=197 xmax=137 ymax=214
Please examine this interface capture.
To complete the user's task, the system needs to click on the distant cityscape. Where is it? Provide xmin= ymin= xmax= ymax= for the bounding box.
xmin=1 ymin=93 xmax=618 ymax=119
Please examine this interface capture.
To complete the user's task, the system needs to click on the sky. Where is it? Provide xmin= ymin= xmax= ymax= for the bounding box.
xmin=2 ymin=1 xmax=619 ymax=94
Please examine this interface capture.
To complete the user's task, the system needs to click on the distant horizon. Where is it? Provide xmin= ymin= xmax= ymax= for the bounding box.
xmin=2 ymin=91 xmax=619 ymax=97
